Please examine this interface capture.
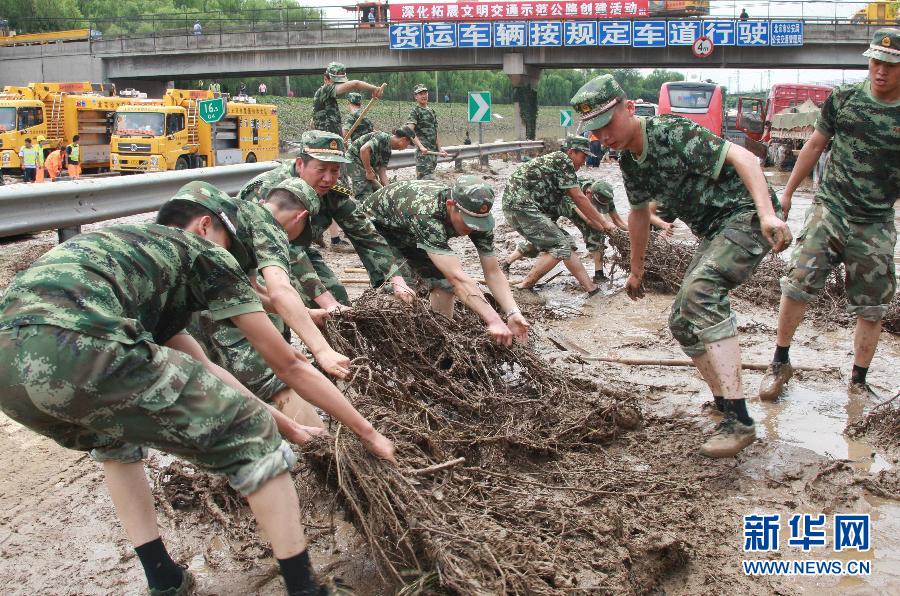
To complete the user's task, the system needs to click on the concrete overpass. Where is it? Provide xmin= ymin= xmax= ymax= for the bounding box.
xmin=0 ymin=21 xmax=875 ymax=95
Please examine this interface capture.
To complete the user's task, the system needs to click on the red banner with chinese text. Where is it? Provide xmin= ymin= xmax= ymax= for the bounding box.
xmin=389 ymin=1 xmax=650 ymax=22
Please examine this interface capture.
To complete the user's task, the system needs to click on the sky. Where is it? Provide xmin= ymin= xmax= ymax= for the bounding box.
xmin=308 ymin=0 xmax=872 ymax=91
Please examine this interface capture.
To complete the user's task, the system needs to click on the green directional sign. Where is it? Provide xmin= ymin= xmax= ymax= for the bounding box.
xmin=468 ymin=91 xmax=491 ymax=123
xmin=198 ymin=97 xmax=226 ymax=124
xmin=560 ymin=109 xmax=573 ymax=127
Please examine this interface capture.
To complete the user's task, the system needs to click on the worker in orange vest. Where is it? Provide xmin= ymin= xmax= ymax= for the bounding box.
xmin=45 ymin=142 xmax=65 ymax=181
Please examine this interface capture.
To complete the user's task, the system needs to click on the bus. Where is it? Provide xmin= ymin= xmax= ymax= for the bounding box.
xmin=657 ymin=82 xmax=724 ymax=136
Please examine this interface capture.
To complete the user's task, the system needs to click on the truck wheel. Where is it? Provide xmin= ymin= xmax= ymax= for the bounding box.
xmin=175 ymin=156 xmax=190 ymax=170
xmin=246 ymin=153 xmax=257 ymax=163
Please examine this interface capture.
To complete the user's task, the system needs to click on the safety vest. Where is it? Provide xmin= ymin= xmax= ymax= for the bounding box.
xmin=19 ymin=146 xmax=40 ymax=167
xmin=67 ymin=143 xmax=80 ymax=163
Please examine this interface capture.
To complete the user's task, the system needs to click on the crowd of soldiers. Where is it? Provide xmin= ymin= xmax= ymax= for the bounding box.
xmin=0 ymin=29 xmax=897 ymax=595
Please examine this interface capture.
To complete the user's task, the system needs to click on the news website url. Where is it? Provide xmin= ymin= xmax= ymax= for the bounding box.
xmin=742 ymin=559 xmax=871 ymax=576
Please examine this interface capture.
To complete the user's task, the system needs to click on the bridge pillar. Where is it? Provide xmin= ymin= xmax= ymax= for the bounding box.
xmin=503 ymin=54 xmax=541 ymax=140
xmin=109 ymin=78 xmax=168 ymax=97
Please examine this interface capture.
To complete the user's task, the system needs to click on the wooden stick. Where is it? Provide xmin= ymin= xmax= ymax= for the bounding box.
xmin=344 ymin=267 xmax=367 ymax=274
xmin=577 ymin=355 xmax=829 ymax=372
xmin=339 ymin=278 xmax=371 ymax=284
xmin=407 ymin=457 xmax=465 ymax=476
xmin=342 ymin=83 xmax=385 ymax=144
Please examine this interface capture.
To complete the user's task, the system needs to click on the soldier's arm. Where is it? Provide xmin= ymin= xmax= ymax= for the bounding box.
xmin=610 ymin=211 xmax=629 ymax=231
xmin=230 ymin=311 xmax=396 ymax=463
xmin=259 ymin=264 xmax=352 ymax=379
xmin=360 ymin=143 xmax=377 ymax=180
xmin=334 ymin=81 xmax=384 ymax=99
xmin=626 ymin=206 xmax=651 ymax=301
xmin=567 ymin=187 xmax=609 ymax=231
xmin=574 ymin=205 xmax=616 ymax=232
xmin=479 ymin=253 xmax=529 ymax=343
xmin=427 ymin=251 xmax=514 ymax=346
xmin=781 ymin=130 xmax=830 ymax=218
xmin=725 ymin=144 xmax=792 ymax=253
xmin=164 ymin=333 xmax=326 ymax=446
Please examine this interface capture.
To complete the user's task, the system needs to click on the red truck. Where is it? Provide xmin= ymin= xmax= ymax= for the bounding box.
xmin=736 ymin=83 xmax=833 ymax=169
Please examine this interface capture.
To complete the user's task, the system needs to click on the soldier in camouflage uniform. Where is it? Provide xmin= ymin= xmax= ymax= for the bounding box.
xmin=407 ymin=84 xmax=449 ymax=179
xmin=0 ymin=181 xmax=395 ymax=595
xmin=346 ymin=127 xmax=415 ymax=202
xmin=501 ymin=136 xmax=613 ymax=294
xmin=311 ymin=62 xmax=384 ymax=136
xmin=759 ymin=28 xmax=900 ymax=401
xmin=364 ymin=176 xmax=531 ymax=345
xmin=572 ymin=74 xmax=792 ymax=458
xmin=239 ymin=130 xmax=416 ymax=308
xmin=342 ymin=91 xmax=374 ymax=142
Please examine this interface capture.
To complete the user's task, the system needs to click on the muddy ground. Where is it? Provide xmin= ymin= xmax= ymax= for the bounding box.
xmin=0 ymin=157 xmax=897 ymax=595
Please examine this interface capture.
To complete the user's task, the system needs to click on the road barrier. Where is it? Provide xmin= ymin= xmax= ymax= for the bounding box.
xmin=0 ymin=140 xmax=543 ymax=240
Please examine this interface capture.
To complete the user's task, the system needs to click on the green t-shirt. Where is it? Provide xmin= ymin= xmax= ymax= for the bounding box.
xmin=814 ymin=80 xmax=900 ymax=223
xmin=620 ymin=115 xmax=777 ymax=238
xmin=348 ymin=131 xmax=392 ymax=170
xmin=365 ymin=180 xmax=495 ymax=256
xmin=503 ymin=151 xmax=580 ymax=214
xmin=0 ymin=224 xmax=262 ymax=345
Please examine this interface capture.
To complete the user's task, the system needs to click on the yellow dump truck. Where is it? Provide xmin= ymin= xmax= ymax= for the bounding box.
xmin=850 ymin=1 xmax=897 ymax=24
xmin=110 ymin=89 xmax=279 ymax=172
xmin=0 ymin=82 xmax=133 ymax=172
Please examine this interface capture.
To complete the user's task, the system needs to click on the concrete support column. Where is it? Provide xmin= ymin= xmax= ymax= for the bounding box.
xmin=285 ymin=75 xmax=291 ymax=96
xmin=503 ymin=54 xmax=541 ymax=141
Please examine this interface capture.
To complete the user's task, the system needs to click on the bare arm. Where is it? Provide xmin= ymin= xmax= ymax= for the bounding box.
xmin=568 ymin=187 xmax=609 ymax=231
xmin=231 ymin=311 xmax=396 ymax=463
xmin=261 ymin=265 xmax=351 ymax=379
xmin=360 ymin=143 xmax=376 ymax=180
xmin=427 ymin=251 xmax=514 ymax=345
xmin=609 ymin=211 xmax=629 ymax=231
xmin=625 ymin=207 xmax=651 ymax=300
xmin=378 ymin=166 xmax=388 ymax=187
xmin=574 ymin=206 xmax=616 ymax=232
xmin=334 ymin=80 xmax=384 ymax=98
xmin=780 ymin=129 xmax=830 ymax=218
xmin=479 ymin=254 xmax=529 ymax=342
xmin=725 ymin=143 xmax=792 ymax=253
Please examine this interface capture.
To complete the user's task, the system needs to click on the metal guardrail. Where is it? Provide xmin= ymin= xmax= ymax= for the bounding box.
xmin=0 ymin=140 xmax=543 ymax=239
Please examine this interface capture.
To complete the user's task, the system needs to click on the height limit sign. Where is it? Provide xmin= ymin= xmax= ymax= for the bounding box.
xmin=468 ymin=91 xmax=491 ymax=123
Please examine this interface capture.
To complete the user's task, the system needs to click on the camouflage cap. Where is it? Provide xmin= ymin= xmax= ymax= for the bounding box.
xmin=393 ymin=125 xmax=416 ymax=140
xmin=450 ymin=175 xmax=495 ymax=233
xmin=413 ymin=84 xmax=428 ymax=94
xmin=268 ymin=178 xmax=320 ymax=246
xmin=346 ymin=91 xmax=363 ymax=105
xmin=299 ymin=130 xmax=350 ymax=164
xmin=577 ymin=175 xmax=594 ymax=192
xmin=166 ymin=181 xmax=256 ymax=273
xmin=863 ymin=27 xmax=900 ymax=64
xmin=589 ymin=179 xmax=615 ymax=201
xmin=562 ymin=135 xmax=598 ymax=158
xmin=325 ymin=62 xmax=348 ymax=82
xmin=570 ymin=74 xmax=626 ymax=131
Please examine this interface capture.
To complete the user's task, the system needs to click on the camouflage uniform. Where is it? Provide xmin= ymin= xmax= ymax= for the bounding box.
xmin=312 ymin=83 xmax=343 ymax=136
xmin=240 ymin=150 xmax=404 ymax=306
xmin=407 ymin=101 xmax=438 ymax=179
xmin=343 ymin=106 xmax=374 ymax=142
xmin=0 ymin=223 xmax=294 ymax=496
xmin=364 ymin=179 xmax=495 ymax=290
xmin=502 ymin=151 xmax=581 ymax=259
xmin=780 ymin=79 xmax=899 ymax=320
xmin=617 ymin=115 xmax=780 ymax=356
xmin=346 ymin=131 xmax=393 ymax=203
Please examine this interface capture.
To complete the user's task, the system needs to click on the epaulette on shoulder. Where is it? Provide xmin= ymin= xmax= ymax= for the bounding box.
xmin=331 ymin=183 xmax=353 ymax=196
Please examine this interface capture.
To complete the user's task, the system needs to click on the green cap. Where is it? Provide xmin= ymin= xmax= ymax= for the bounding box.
xmin=167 ymin=181 xmax=256 ymax=273
xmin=589 ymin=180 xmax=615 ymax=201
xmin=299 ymin=130 xmax=350 ymax=164
xmin=561 ymin=135 xmax=598 ymax=158
xmin=346 ymin=91 xmax=363 ymax=105
xmin=394 ymin=125 xmax=416 ymax=140
xmin=413 ymin=84 xmax=428 ymax=94
xmin=577 ymin=175 xmax=594 ymax=192
xmin=570 ymin=74 xmax=626 ymax=132
xmin=863 ymin=27 xmax=900 ymax=64
xmin=268 ymin=178 xmax=320 ymax=246
xmin=325 ymin=62 xmax=348 ymax=82
xmin=450 ymin=175 xmax=495 ymax=233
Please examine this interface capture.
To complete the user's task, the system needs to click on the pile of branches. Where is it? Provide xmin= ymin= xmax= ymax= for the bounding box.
xmin=847 ymin=392 xmax=900 ymax=450
xmin=303 ymin=295 xmax=701 ymax=594
xmin=608 ymin=230 xmax=900 ymax=334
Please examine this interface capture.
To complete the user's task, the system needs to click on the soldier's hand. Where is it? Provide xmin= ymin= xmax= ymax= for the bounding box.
xmin=779 ymin=191 xmax=793 ymax=220
xmin=761 ymin=214 xmax=793 ymax=253
xmin=625 ymin=273 xmax=645 ymax=301
xmin=314 ymin=347 xmax=351 ymax=379
xmin=309 ymin=308 xmax=331 ymax=327
xmin=391 ymin=278 xmax=416 ymax=305
xmin=659 ymin=222 xmax=674 ymax=237
xmin=439 ymin=150 xmax=451 ymax=157
xmin=486 ymin=320 xmax=514 ymax=346
xmin=507 ymin=313 xmax=531 ymax=343
xmin=280 ymin=421 xmax=328 ymax=446
xmin=373 ymin=84 xmax=385 ymax=100
xmin=359 ymin=429 xmax=397 ymax=464
xmin=365 ymin=169 xmax=378 ymax=182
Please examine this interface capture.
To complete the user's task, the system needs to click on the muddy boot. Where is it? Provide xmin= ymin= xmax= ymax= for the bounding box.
xmin=700 ymin=415 xmax=756 ymax=458
xmin=314 ymin=232 xmax=327 ymax=249
xmin=149 ymin=569 xmax=195 ymax=596
xmin=330 ymin=237 xmax=355 ymax=253
xmin=592 ymin=269 xmax=608 ymax=284
xmin=848 ymin=382 xmax=877 ymax=398
xmin=758 ymin=361 xmax=793 ymax=401
xmin=500 ymin=260 xmax=511 ymax=274
xmin=701 ymin=396 xmax=724 ymax=418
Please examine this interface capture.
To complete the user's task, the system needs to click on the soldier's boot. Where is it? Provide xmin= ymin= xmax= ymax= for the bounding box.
xmin=148 ymin=569 xmax=195 ymax=596
xmin=848 ymin=382 xmax=877 ymax=398
xmin=699 ymin=415 xmax=756 ymax=458
xmin=592 ymin=268 xmax=608 ymax=283
xmin=758 ymin=361 xmax=793 ymax=401
xmin=330 ymin=237 xmax=355 ymax=254
xmin=701 ymin=396 xmax=725 ymax=418
xmin=500 ymin=260 xmax=511 ymax=274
